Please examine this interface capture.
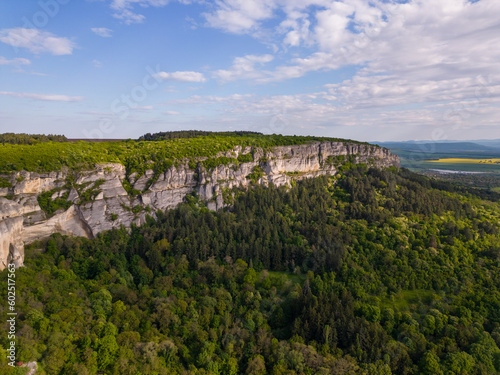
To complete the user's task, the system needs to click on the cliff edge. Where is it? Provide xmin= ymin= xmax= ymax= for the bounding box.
xmin=0 ymin=141 xmax=399 ymax=269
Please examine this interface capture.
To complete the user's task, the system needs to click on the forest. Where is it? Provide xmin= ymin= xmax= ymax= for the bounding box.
xmin=0 ymin=133 xmax=68 ymax=145
xmin=1 ymin=165 xmax=500 ymax=374
xmin=137 ymin=131 xmax=266 ymax=142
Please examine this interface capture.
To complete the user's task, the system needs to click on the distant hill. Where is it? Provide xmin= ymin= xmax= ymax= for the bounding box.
xmin=377 ymin=141 xmax=500 ymax=154
xmin=471 ymin=139 xmax=500 ymax=148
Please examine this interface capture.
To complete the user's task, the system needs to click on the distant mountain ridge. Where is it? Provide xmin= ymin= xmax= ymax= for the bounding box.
xmin=377 ymin=141 xmax=500 ymax=154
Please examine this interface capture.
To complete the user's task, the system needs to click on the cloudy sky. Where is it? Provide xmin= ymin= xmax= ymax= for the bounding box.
xmin=0 ymin=0 xmax=499 ymax=141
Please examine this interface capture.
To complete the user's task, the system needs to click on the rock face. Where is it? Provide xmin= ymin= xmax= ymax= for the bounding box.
xmin=0 ymin=141 xmax=399 ymax=270
xmin=0 ymin=199 xmax=25 ymax=269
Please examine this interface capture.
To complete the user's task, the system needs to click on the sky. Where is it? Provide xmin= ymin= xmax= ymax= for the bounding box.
xmin=0 ymin=0 xmax=499 ymax=142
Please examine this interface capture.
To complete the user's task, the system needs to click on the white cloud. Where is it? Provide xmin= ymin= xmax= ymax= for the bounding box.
xmin=154 ymin=71 xmax=206 ymax=83
xmin=108 ymin=0 xmax=195 ymax=24
xmin=207 ymin=0 xmax=500 ymax=120
xmin=213 ymin=54 xmax=274 ymax=82
xmin=91 ymin=27 xmax=113 ymax=37
xmin=324 ymin=74 xmax=500 ymax=110
xmin=170 ymin=71 xmax=500 ymax=139
xmin=0 ymin=91 xmax=84 ymax=102
xmin=112 ymin=9 xmax=146 ymax=24
xmin=26 ymin=71 xmax=49 ymax=76
xmin=164 ymin=110 xmax=181 ymax=115
xmin=0 ymin=56 xmax=31 ymax=65
xmin=278 ymin=10 xmax=312 ymax=47
xmin=21 ymin=0 xmax=499 ymax=139
xmin=0 ymin=28 xmax=75 ymax=55
xmin=203 ymin=0 xmax=275 ymax=34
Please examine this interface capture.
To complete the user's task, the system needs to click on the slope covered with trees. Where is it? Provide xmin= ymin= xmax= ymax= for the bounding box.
xmin=1 ymin=166 xmax=500 ymax=374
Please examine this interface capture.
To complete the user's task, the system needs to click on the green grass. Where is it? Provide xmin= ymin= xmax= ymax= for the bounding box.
xmin=268 ymin=271 xmax=306 ymax=284
xmin=380 ymin=289 xmax=436 ymax=310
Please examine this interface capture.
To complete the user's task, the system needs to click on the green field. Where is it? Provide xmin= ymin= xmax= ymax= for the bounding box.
xmin=424 ymin=162 xmax=500 ymax=173
xmin=428 ymin=158 xmax=500 ymax=165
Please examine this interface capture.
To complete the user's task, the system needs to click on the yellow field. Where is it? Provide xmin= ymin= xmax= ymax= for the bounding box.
xmin=428 ymin=158 xmax=500 ymax=164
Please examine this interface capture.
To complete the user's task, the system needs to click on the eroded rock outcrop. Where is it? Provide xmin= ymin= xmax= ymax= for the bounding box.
xmin=0 ymin=199 xmax=25 ymax=269
xmin=0 ymin=141 xmax=399 ymax=270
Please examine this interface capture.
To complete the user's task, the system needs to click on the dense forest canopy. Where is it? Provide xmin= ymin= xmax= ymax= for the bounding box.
xmin=138 ymin=131 xmax=265 ymax=141
xmin=1 ymin=165 xmax=500 ymax=374
xmin=0 ymin=133 xmax=68 ymax=145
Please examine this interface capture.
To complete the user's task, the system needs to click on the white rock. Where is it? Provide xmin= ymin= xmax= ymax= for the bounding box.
xmin=0 ymin=142 xmax=400 ymax=269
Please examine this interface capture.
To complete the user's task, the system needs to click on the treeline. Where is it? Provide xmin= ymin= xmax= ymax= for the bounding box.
xmin=138 ymin=131 xmax=264 ymax=141
xmin=0 ymin=133 xmax=68 ymax=145
xmin=1 ymin=166 xmax=500 ymax=374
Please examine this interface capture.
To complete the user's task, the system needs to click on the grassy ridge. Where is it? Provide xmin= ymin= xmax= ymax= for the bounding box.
xmin=0 ymin=134 xmax=369 ymax=175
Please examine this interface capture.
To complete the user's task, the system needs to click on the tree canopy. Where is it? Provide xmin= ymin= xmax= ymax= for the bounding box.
xmin=1 ymin=166 xmax=500 ymax=374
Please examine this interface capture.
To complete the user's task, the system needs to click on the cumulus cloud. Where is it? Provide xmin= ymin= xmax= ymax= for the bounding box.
xmin=0 ymin=91 xmax=84 ymax=102
xmin=213 ymin=54 xmax=274 ymax=82
xmin=171 ymin=69 xmax=500 ymax=138
xmin=203 ymin=0 xmax=275 ymax=34
xmin=0 ymin=28 xmax=75 ymax=55
xmin=209 ymin=0 xmax=500 ymax=113
xmin=91 ymin=27 xmax=113 ymax=37
xmin=154 ymin=71 xmax=207 ymax=83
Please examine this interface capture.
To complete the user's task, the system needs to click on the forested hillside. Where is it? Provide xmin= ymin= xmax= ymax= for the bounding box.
xmin=1 ymin=165 xmax=500 ymax=374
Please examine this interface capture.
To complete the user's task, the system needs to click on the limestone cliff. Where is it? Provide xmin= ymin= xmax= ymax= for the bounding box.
xmin=0 ymin=141 xmax=399 ymax=269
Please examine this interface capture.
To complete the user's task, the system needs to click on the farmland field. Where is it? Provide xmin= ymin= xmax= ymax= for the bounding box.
xmin=428 ymin=158 xmax=500 ymax=164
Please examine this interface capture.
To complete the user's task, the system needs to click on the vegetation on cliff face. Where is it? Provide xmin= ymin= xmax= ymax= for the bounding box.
xmin=0 ymin=132 xmax=371 ymax=176
xmin=1 ymin=166 xmax=500 ymax=374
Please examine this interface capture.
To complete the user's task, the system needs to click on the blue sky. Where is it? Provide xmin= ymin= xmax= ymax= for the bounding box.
xmin=1 ymin=0 xmax=499 ymax=141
